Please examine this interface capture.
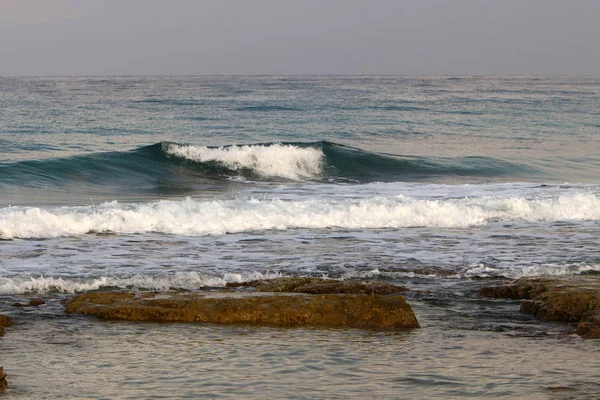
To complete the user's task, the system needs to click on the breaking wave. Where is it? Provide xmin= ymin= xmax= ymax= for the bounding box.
xmin=164 ymin=142 xmax=324 ymax=180
xmin=0 ymin=141 xmax=537 ymax=190
xmin=1 ymin=193 xmax=598 ymax=239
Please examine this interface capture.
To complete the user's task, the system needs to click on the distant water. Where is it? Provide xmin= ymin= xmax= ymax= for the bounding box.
xmin=1 ymin=76 xmax=600 ymax=398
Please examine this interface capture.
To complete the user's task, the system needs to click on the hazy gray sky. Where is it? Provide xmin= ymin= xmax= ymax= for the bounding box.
xmin=1 ymin=0 xmax=599 ymax=76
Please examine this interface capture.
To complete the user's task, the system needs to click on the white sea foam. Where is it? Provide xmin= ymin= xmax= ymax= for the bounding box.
xmin=463 ymin=263 xmax=600 ymax=279
xmin=1 ymin=193 xmax=599 ymax=239
xmin=164 ymin=143 xmax=324 ymax=180
xmin=339 ymin=264 xmax=600 ymax=280
xmin=0 ymin=271 xmax=284 ymax=294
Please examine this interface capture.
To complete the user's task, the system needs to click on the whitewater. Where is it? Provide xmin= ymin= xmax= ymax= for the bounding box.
xmin=1 ymin=191 xmax=599 ymax=239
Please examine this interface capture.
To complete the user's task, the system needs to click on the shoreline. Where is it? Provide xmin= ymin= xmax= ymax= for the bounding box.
xmin=2 ymin=274 xmax=600 ymax=398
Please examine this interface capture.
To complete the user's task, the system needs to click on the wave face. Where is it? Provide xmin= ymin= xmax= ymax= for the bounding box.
xmin=0 ymin=141 xmax=537 ymax=191
xmin=1 ymin=193 xmax=598 ymax=239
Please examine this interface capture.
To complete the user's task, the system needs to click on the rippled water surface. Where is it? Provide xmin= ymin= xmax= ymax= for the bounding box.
xmin=2 ymin=294 xmax=600 ymax=399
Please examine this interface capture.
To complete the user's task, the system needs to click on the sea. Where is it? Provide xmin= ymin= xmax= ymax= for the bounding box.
xmin=1 ymin=76 xmax=599 ymax=399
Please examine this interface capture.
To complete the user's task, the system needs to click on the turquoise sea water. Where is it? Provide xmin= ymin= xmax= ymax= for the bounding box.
xmin=1 ymin=76 xmax=600 ymax=398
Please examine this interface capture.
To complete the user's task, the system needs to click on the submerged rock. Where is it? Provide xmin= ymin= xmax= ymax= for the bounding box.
xmin=0 ymin=315 xmax=12 ymax=336
xmin=0 ymin=367 xmax=7 ymax=391
xmin=11 ymin=298 xmax=46 ymax=308
xmin=480 ymin=276 xmax=600 ymax=338
xmin=64 ymin=291 xmax=420 ymax=331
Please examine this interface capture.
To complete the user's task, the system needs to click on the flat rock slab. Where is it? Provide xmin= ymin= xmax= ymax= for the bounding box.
xmin=481 ymin=276 xmax=600 ymax=338
xmin=64 ymin=291 xmax=420 ymax=331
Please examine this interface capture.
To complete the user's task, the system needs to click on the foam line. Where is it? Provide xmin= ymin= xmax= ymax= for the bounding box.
xmin=1 ymin=193 xmax=599 ymax=239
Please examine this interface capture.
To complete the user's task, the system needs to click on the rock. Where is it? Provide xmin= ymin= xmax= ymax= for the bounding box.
xmin=0 ymin=315 xmax=12 ymax=336
xmin=227 ymin=277 xmax=409 ymax=294
xmin=0 ymin=315 xmax=12 ymax=327
xmin=12 ymin=297 xmax=46 ymax=307
xmin=64 ymin=291 xmax=420 ymax=331
xmin=480 ymin=276 xmax=600 ymax=338
xmin=29 ymin=298 xmax=46 ymax=306
xmin=285 ymin=281 xmax=408 ymax=295
xmin=230 ymin=277 xmax=338 ymax=292
xmin=0 ymin=367 xmax=6 ymax=391
xmin=479 ymin=278 xmax=551 ymax=300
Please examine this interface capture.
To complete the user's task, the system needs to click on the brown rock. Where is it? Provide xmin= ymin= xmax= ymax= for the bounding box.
xmin=0 ymin=367 xmax=6 ymax=391
xmin=288 ymin=281 xmax=408 ymax=295
xmin=12 ymin=297 xmax=46 ymax=308
xmin=0 ymin=315 xmax=12 ymax=336
xmin=576 ymin=311 xmax=600 ymax=339
xmin=480 ymin=276 xmax=600 ymax=338
xmin=64 ymin=291 xmax=420 ymax=331
xmin=227 ymin=277 xmax=409 ymax=294
xmin=0 ymin=315 xmax=12 ymax=327
xmin=29 ymin=298 xmax=46 ymax=306
xmin=249 ymin=277 xmax=339 ymax=292
xmin=478 ymin=278 xmax=551 ymax=300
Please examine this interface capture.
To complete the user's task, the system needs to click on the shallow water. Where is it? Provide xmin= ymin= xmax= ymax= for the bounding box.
xmin=2 ymin=290 xmax=599 ymax=399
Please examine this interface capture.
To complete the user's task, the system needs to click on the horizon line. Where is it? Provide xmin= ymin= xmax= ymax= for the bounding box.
xmin=2 ymin=73 xmax=599 ymax=78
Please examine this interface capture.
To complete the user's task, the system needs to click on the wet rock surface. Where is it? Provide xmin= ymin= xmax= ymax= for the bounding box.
xmin=11 ymin=298 xmax=46 ymax=308
xmin=0 ymin=367 xmax=7 ymax=391
xmin=226 ymin=277 xmax=337 ymax=291
xmin=281 ymin=281 xmax=408 ymax=295
xmin=480 ymin=276 xmax=600 ymax=338
xmin=0 ymin=314 xmax=12 ymax=336
xmin=227 ymin=277 xmax=408 ymax=294
xmin=64 ymin=290 xmax=420 ymax=331
xmin=0 ymin=318 xmax=10 ymax=390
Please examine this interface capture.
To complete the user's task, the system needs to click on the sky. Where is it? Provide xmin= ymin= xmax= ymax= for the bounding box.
xmin=1 ymin=0 xmax=599 ymax=76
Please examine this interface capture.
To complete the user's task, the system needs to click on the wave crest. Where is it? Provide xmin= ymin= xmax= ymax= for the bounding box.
xmin=164 ymin=143 xmax=325 ymax=180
